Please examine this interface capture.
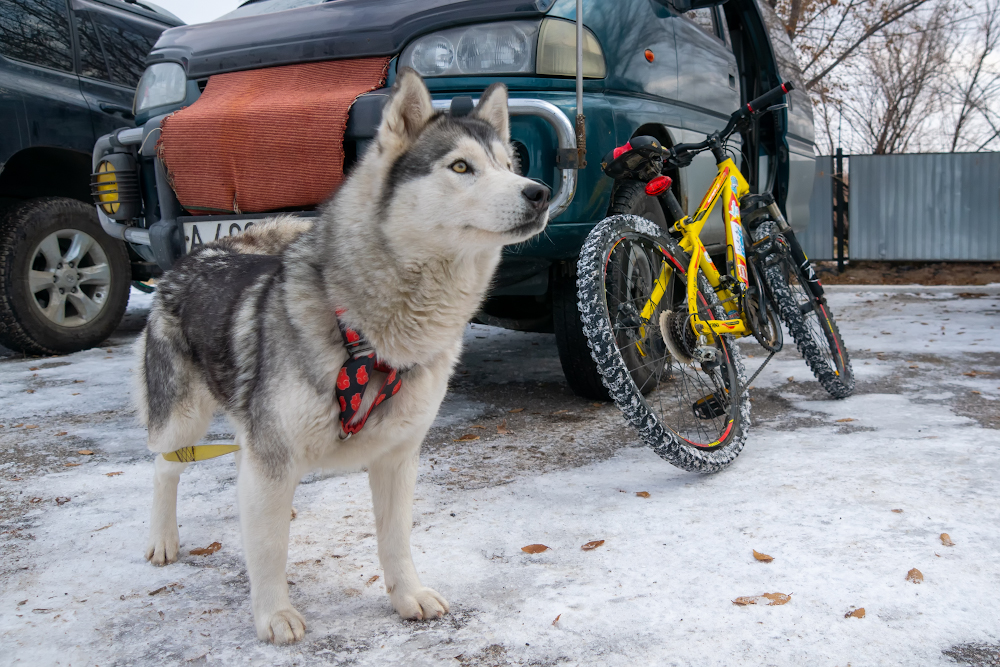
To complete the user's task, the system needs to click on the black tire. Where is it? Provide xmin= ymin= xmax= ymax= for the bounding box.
xmin=0 ymin=198 xmax=131 ymax=355
xmin=553 ymin=181 xmax=669 ymax=401
xmin=754 ymin=222 xmax=854 ymax=398
xmin=578 ymin=214 xmax=751 ymax=474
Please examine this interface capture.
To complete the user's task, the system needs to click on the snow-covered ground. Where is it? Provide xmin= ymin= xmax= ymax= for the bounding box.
xmin=2 ymin=286 xmax=999 ymax=666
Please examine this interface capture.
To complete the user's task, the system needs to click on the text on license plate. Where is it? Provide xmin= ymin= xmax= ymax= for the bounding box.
xmin=184 ymin=220 xmax=258 ymax=253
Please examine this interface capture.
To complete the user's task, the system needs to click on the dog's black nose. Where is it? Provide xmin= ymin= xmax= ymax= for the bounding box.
xmin=521 ymin=182 xmax=550 ymax=210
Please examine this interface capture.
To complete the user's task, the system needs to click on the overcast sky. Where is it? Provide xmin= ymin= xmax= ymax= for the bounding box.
xmin=152 ymin=0 xmax=243 ymax=24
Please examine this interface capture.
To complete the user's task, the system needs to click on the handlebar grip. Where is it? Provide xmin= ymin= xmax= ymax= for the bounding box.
xmin=746 ymin=81 xmax=794 ymax=114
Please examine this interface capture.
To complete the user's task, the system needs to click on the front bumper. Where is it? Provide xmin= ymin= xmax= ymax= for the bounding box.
xmin=91 ymin=95 xmax=579 ymax=271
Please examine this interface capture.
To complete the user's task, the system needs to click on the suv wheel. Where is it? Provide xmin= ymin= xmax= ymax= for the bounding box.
xmin=0 ymin=198 xmax=130 ymax=355
xmin=552 ymin=180 xmax=669 ymax=400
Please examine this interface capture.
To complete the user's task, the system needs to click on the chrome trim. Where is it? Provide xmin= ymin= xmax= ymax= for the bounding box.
xmin=116 ymin=127 xmax=144 ymax=145
xmin=431 ymin=97 xmax=577 ymax=219
xmin=97 ymin=208 xmax=150 ymax=245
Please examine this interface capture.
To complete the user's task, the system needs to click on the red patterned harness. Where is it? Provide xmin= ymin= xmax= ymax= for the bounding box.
xmin=335 ymin=309 xmax=403 ymax=439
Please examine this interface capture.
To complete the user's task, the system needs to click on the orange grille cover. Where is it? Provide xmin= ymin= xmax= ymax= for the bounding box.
xmin=158 ymin=58 xmax=390 ymax=215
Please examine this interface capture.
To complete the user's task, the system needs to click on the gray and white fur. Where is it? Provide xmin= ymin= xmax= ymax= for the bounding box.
xmin=135 ymin=69 xmax=549 ymax=644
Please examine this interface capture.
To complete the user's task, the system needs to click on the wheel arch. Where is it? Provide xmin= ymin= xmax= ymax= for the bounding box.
xmin=0 ymin=147 xmax=93 ymax=205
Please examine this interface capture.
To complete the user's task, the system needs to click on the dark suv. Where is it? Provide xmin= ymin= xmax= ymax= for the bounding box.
xmin=0 ymin=0 xmax=180 ymax=355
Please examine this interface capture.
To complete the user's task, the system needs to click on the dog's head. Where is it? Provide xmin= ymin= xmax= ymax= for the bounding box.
xmin=374 ymin=69 xmax=550 ymax=249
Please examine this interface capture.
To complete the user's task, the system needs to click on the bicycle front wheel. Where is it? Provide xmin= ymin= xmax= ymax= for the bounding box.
xmin=577 ymin=214 xmax=751 ymax=474
xmin=755 ymin=222 xmax=854 ymax=398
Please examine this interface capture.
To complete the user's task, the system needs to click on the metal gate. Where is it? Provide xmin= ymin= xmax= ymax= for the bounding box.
xmin=803 ymin=152 xmax=1000 ymax=262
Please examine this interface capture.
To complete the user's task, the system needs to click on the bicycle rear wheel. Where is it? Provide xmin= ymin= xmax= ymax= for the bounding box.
xmin=578 ymin=214 xmax=750 ymax=474
xmin=755 ymin=222 xmax=854 ymax=398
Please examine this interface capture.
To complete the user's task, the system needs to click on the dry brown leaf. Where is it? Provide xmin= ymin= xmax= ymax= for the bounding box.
xmin=25 ymin=425 xmax=38 ymax=429
xmin=470 ymin=424 xmax=486 ymax=429
xmin=13 ymin=424 xmax=23 ymax=428
xmin=786 ymin=376 xmax=794 ymax=382
xmin=64 ymin=463 xmax=80 ymax=467
xmin=55 ymin=432 xmax=67 ymax=436
xmin=891 ymin=509 xmax=904 ymax=513
xmin=635 ymin=491 xmax=650 ymax=498
xmin=366 ymin=575 xmax=380 ymax=586
xmin=906 ymin=568 xmax=923 ymax=583
xmin=552 ymin=613 xmax=561 ymax=625
xmin=733 ymin=593 xmax=791 ymax=606
xmin=73 ymin=379 xmax=84 ymax=383
xmin=581 ymin=540 xmax=605 ymax=551
xmin=552 ymin=409 xmax=570 ymax=415
xmin=29 ymin=497 xmax=42 ymax=503
xmin=77 ymin=450 xmax=94 ymax=455
xmin=453 ymin=434 xmax=479 ymax=442
xmin=940 ymin=533 xmax=955 ymax=547
xmin=753 ymin=550 xmax=774 ymax=563
xmin=496 ymin=420 xmax=511 ymax=435
xmin=971 ymin=390 xmax=981 ymax=395
xmin=93 ymin=524 xmax=112 ymax=532
xmin=909 ymin=365 xmax=919 ymax=369
xmin=55 ymin=497 xmax=70 ymax=505
xmin=28 ymin=367 xmax=39 ymax=371
xmin=845 ymin=608 xmax=865 ymax=619
xmin=448 ymin=467 xmax=458 ymax=472
xmin=508 ymin=408 xmax=524 ymax=413
xmin=105 ymin=471 xmax=123 ymax=477
xmin=521 ymin=544 xmax=550 ymax=554
xmin=835 ymin=418 xmax=856 ymax=422
xmin=25 ymin=389 xmax=34 ymax=394
xmin=71 ymin=393 xmax=80 ymax=396
xmin=190 ymin=541 xmax=222 ymax=556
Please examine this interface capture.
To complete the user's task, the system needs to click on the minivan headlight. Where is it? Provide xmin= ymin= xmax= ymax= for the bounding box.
xmin=133 ymin=62 xmax=186 ymax=115
xmin=399 ymin=18 xmax=605 ymax=78
xmin=401 ymin=21 xmax=538 ymax=77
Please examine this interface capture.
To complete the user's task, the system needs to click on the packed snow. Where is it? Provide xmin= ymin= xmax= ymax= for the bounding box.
xmin=1 ymin=286 xmax=999 ymax=666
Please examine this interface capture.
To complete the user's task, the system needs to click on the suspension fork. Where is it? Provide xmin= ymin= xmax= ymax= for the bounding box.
xmin=764 ymin=202 xmax=824 ymax=301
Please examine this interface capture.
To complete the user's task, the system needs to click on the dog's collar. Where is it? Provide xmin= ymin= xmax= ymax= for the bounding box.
xmin=335 ymin=308 xmax=403 ymax=439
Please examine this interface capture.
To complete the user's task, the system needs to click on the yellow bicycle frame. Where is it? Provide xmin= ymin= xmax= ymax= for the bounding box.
xmin=664 ymin=158 xmax=753 ymax=342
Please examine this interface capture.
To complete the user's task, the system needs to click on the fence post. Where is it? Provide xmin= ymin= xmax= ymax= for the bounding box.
xmin=834 ymin=148 xmax=846 ymax=273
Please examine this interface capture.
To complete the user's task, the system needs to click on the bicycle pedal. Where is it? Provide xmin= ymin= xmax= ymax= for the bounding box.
xmin=692 ymin=393 xmax=726 ymax=420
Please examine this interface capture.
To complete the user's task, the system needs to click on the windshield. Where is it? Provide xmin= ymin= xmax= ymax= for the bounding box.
xmin=217 ymin=0 xmax=327 ymax=20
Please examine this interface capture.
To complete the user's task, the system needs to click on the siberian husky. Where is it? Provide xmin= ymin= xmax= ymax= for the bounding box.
xmin=135 ymin=69 xmax=549 ymax=644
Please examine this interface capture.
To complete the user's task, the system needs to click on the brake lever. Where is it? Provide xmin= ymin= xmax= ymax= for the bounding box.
xmin=765 ymin=103 xmax=788 ymax=112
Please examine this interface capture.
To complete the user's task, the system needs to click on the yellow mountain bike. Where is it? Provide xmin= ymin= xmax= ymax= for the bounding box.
xmin=577 ymin=82 xmax=852 ymax=474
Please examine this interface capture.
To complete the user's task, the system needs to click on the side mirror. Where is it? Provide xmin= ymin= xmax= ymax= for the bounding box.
xmin=666 ymin=0 xmax=728 ymax=12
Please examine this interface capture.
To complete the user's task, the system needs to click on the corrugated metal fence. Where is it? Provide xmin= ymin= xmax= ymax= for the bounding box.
xmin=803 ymin=152 xmax=1000 ymax=261
xmin=799 ymin=155 xmax=833 ymax=260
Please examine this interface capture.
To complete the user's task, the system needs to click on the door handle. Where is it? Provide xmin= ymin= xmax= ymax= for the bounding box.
xmin=99 ymin=102 xmax=135 ymax=120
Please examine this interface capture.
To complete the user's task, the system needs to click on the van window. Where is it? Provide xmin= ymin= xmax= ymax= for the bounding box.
xmin=684 ymin=8 xmax=717 ymax=39
xmin=76 ymin=10 xmax=112 ymax=80
xmin=85 ymin=8 xmax=164 ymax=87
xmin=0 ymin=0 xmax=74 ymax=72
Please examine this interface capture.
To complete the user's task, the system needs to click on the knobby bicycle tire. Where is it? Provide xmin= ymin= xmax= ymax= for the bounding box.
xmin=754 ymin=222 xmax=854 ymax=398
xmin=577 ymin=214 xmax=751 ymax=474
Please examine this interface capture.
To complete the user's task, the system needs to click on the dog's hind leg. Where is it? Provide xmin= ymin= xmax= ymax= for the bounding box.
xmin=238 ymin=451 xmax=305 ymax=644
xmin=369 ymin=446 xmax=449 ymax=620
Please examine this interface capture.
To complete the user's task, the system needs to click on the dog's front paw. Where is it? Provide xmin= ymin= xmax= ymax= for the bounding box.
xmin=391 ymin=587 xmax=449 ymax=621
xmin=144 ymin=528 xmax=179 ymax=566
xmin=257 ymin=607 xmax=307 ymax=644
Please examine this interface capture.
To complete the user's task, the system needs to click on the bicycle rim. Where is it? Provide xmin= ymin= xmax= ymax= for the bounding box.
xmin=601 ymin=233 xmax=741 ymax=449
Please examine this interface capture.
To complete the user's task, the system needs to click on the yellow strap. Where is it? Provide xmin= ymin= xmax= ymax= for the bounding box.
xmin=161 ymin=444 xmax=240 ymax=462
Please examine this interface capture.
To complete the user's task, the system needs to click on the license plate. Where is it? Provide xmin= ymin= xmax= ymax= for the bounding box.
xmin=184 ymin=219 xmax=258 ymax=253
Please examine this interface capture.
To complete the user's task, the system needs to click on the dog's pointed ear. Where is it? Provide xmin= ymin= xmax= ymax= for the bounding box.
xmin=472 ymin=83 xmax=510 ymax=144
xmin=378 ymin=68 xmax=434 ymax=152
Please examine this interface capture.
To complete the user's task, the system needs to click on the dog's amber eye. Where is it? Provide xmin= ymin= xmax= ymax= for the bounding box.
xmin=451 ymin=161 xmax=468 ymax=174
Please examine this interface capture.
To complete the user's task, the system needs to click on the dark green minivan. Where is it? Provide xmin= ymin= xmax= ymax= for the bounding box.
xmin=90 ymin=0 xmax=816 ymax=396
